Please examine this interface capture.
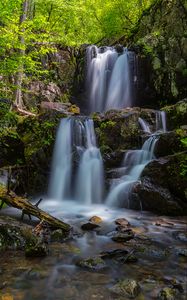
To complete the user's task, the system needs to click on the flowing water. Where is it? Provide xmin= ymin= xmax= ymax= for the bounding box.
xmin=1 ymin=203 xmax=187 ymax=300
xmin=86 ymin=45 xmax=135 ymax=113
xmin=106 ymin=111 xmax=167 ymax=207
xmin=48 ymin=117 xmax=104 ymax=204
xmin=106 ymin=135 xmax=159 ymax=207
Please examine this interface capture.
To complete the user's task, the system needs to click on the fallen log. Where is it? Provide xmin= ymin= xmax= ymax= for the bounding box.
xmin=0 ymin=187 xmax=71 ymax=232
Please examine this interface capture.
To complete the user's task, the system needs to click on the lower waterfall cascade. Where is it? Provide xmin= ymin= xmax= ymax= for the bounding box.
xmin=49 ymin=110 xmax=167 ymax=209
xmin=48 ymin=117 xmax=104 ymax=204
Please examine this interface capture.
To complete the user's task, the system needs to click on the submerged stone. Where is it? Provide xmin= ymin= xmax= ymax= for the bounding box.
xmin=110 ymin=279 xmax=141 ymax=298
xmin=76 ymin=256 xmax=106 ymax=270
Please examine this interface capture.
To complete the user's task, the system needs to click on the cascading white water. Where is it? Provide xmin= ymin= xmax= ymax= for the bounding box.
xmin=106 ymin=135 xmax=158 ymax=206
xmin=138 ymin=117 xmax=151 ymax=133
xmin=139 ymin=110 xmax=167 ymax=134
xmin=86 ymin=45 xmax=135 ymax=113
xmin=76 ymin=119 xmax=104 ymax=204
xmin=48 ymin=118 xmax=72 ymax=200
xmin=48 ymin=117 xmax=104 ymax=204
xmin=156 ymin=110 xmax=167 ymax=132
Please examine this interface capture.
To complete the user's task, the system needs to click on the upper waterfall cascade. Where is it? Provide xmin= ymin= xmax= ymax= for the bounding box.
xmin=86 ymin=45 xmax=136 ymax=113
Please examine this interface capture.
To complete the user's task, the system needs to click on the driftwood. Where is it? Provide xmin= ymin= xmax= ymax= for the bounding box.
xmin=0 ymin=187 xmax=71 ymax=232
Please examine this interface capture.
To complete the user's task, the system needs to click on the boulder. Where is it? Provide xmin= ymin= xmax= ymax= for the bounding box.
xmin=154 ymin=131 xmax=184 ymax=157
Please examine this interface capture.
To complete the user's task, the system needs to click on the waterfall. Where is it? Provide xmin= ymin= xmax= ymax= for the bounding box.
xmin=106 ymin=135 xmax=159 ymax=207
xmin=138 ymin=117 xmax=151 ymax=133
xmin=156 ymin=111 xmax=167 ymax=132
xmin=48 ymin=118 xmax=73 ymax=200
xmin=48 ymin=117 xmax=104 ymax=204
xmin=75 ymin=119 xmax=104 ymax=204
xmin=86 ymin=45 xmax=135 ymax=113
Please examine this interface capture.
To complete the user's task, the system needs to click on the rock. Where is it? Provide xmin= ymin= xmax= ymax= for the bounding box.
xmin=176 ymin=248 xmax=187 ymax=257
xmin=0 ymin=217 xmax=31 ymax=251
xmin=154 ymin=132 xmax=184 ymax=158
xmin=110 ymin=279 xmax=141 ymax=298
xmin=51 ymin=229 xmax=69 ymax=242
xmin=81 ymin=222 xmax=100 ymax=231
xmin=133 ymin=152 xmax=187 ymax=215
xmin=76 ymin=256 xmax=106 ymax=270
xmin=162 ymin=99 xmax=187 ymax=130
xmin=132 ymin=0 xmax=187 ymax=104
xmin=173 ymin=232 xmax=187 ymax=243
xmin=25 ymin=241 xmax=48 ymax=257
xmin=109 ymin=230 xmax=134 ymax=242
xmin=158 ymin=287 xmax=177 ymax=300
xmin=118 ymin=253 xmax=138 ymax=263
xmin=40 ymin=101 xmax=80 ymax=115
xmin=100 ymin=249 xmax=129 ymax=259
xmin=115 ymin=218 xmax=130 ymax=227
xmin=89 ymin=216 xmax=102 ymax=224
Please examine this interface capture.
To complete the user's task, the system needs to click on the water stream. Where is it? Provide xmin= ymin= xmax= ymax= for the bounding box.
xmin=86 ymin=45 xmax=135 ymax=113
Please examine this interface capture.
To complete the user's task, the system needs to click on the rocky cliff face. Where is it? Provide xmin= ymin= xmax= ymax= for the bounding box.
xmin=130 ymin=0 xmax=187 ymax=105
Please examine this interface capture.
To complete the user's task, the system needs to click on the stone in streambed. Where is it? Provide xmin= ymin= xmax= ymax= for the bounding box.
xmin=109 ymin=230 xmax=134 ymax=242
xmin=76 ymin=256 xmax=106 ymax=270
xmin=51 ymin=229 xmax=69 ymax=242
xmin=81 ymin=222 xmax=100 ymax=231
xmin=158 ymin=287 xmax=177 ymax=300
xmin=25 ymin=241 xmax=48 ymax=257
xmin=100 ymin=248 xmax=129 ymax=259
xmin=110 ymin=279 xmax=141 ymax=298
xmin=115 ymin=218 xmax=130 ymax=227
xmin=89 ymin=216 xmax=102 ymax=224
xmin=176 ymin=248 xmax=187 ymax=257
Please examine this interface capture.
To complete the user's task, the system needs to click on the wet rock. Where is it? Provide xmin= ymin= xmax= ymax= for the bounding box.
xmin=162 ymin=99 xmax=187 ymax=130
xmin=76 ymin=256 xmax=106 ymax=271
xmin=173 ymin=232 xmax=187 ymax=243
xmin=158 ymin=287 xmax=177 ymax=300
xmin=115 ymin=218 xmax=130 ymax=227
xmin=25 ymin=241 xmax=48 ymax=257
xmin=110 ymin=279 xmax=141 ymax=298
xmin=137 ymin=152 xmax=187 ymax=215
xmin=176 ymin=248 xmax=187 ymax=257
xmin=109 ymin=230 xmax=134 ymax=242
xmin=154 ymin=219 xmax=174 ymax=227
xmin=0 ymin=220 xmax=29 ymax=250
xmin=100 ymin=248 xmax=128 ymax=259
xmin=89 ymin=216 xmax=102 ymax=224
xmin=154 ymin=132 xmax=184 ymax=157
xmin=134 ymin=177 xmax=186 ymax=216
xmin=51 ymin=229 xmax=69 ymax=242
xmin=81 ymin=222 xmax=100 ymax=231
xmin=118 ymin=253 xmax=138 ymax=263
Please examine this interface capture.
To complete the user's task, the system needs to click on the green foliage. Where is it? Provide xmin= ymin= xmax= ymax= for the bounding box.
xmin=181 ymin=137 xmax=187 ymax=148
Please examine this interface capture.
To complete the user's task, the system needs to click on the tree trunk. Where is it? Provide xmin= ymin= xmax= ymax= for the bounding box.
xmin=0 ymin=186 xmax=71 ymax=232
xmin=14 ymin=0 xmax=29 ymax=108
